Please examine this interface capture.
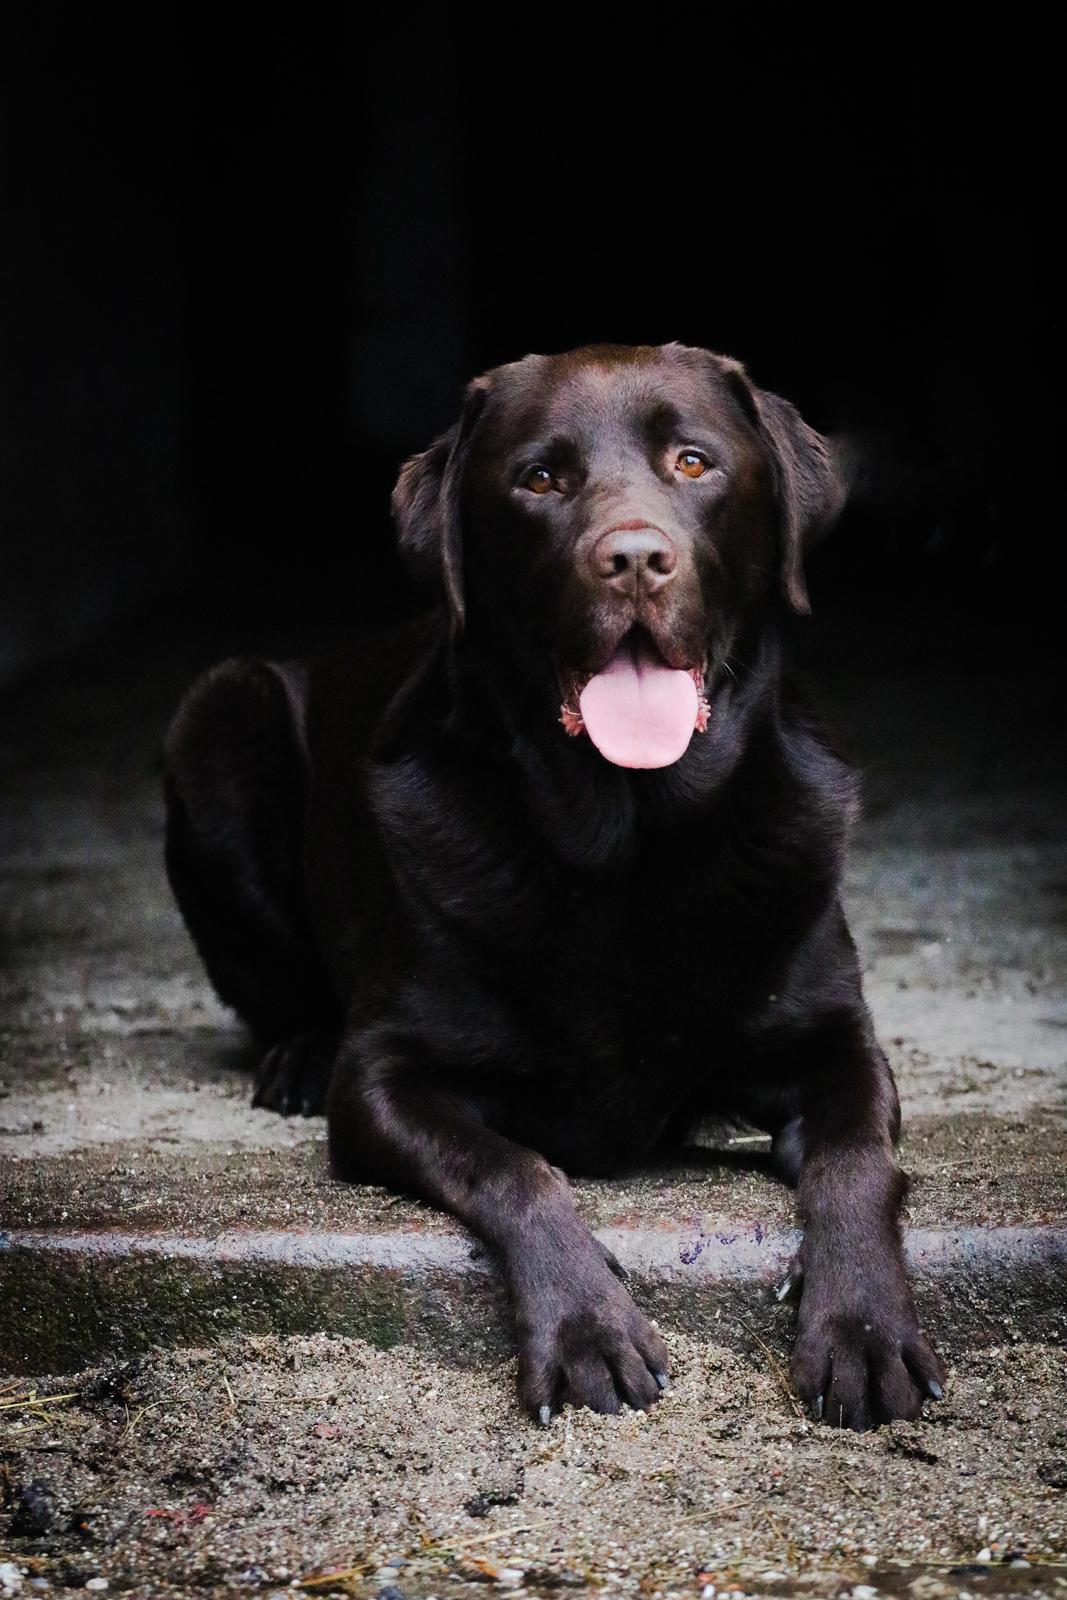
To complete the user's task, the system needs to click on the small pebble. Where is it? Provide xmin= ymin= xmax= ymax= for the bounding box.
xmin=761 ymin=1574 xmax=785 ymax=1583
xmin=85 ymin=1584 xmax=109 ymax=1594
xmin=852 ymin=1587 xmax=878 ymax=1599
xmin=1009 ymin=1560 xmax=1030 ymax=1569
xmin=0 ymin=1564 xmax=22 ymax=1598
xmin=975 ymin=1549 xmax=991 ymax=1562
xmin=498 ymin=1571 xmax=525 ymax=1587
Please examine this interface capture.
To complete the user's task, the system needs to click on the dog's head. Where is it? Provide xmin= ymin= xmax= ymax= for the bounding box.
xmin=392 ymin=343 xmax=843 ymax=769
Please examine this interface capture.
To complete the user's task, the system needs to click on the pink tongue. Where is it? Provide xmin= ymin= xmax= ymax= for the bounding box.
xmin=578 ymin=634 xmax=698 ymax=768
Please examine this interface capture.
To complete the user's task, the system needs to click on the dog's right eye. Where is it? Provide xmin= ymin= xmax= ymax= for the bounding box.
xmin=522 ymin=467 xmax=555 ymax=495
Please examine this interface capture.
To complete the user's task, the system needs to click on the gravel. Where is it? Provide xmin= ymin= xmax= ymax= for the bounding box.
xmin=1 ymin=1332 xmax=1065 ymax=1598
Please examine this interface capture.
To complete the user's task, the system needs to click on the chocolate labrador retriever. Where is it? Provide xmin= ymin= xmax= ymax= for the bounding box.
xmin=164 ymin=341 xmax=944 ymax=1430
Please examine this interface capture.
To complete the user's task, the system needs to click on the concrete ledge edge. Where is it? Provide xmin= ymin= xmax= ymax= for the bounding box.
xmin=4 ymin=1222 xmax=1066 ymax=1277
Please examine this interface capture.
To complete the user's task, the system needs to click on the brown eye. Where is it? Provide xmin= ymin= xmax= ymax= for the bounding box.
xmin=677 ymin=451 xmax=708 ymax=478
xmin=524 ymin=466 xmax=554 ymax=494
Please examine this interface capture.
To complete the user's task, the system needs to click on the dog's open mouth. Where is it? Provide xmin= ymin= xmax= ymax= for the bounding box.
xmin=559 ymin=628 xmax=710 ymax=769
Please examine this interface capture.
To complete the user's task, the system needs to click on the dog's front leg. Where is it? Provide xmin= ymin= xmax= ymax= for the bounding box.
xmin=328 ymin=1043 xmax=669 ymax=1421
xmin=783 ymin=1012 xmax=944 ymax=1429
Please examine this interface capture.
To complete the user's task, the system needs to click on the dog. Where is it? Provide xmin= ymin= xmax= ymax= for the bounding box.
xmin=164 ymin=341 xmax=943 ymax=1430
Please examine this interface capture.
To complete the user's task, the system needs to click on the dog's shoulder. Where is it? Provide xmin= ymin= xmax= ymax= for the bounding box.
xmin=303 ymin=611 xmax=449 ymax=769
xmin=774 ymin=670 xmax=862 ymax=836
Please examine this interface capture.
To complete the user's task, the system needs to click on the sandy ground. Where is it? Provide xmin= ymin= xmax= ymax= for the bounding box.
xmin=2 ymin=1331 xmax=1066 ymax=1600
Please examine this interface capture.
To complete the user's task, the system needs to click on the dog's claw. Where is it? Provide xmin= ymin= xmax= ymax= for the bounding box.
xmin=538 ymin=1404 xmax=552 ymax=1428
xmin=597 ymin=1240 xmax=629 ymax=1281
xmin=774 ymin=1251 xmax=804 ymax=1303
xmin=928 ymin=1379 xmax=943 ymax=1400
xmin=654 ymin=1371 xmax=670 ymax=1391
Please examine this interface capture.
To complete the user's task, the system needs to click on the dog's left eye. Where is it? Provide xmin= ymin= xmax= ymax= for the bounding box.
xmin=522 ymin=466 xmax=555 ymax=495
xmin=676 ymin=451 xmax=709 ymax=478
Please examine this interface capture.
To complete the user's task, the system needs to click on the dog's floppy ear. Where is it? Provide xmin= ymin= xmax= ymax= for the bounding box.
xmin=391 ymin=376 xmax=490 ymax=633
xmin=724 ymin=364 xmax=845 ymax=615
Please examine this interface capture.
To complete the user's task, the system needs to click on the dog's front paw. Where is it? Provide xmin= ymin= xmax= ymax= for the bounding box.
xmin=791 ymin=1289 xmax=944 ymax=1430
xmin=514 ymin=1252 xmax=669 ymax=1423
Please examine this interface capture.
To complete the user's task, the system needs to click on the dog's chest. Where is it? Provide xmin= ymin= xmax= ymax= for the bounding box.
xmin=382 ymin=771 xmax=759 ymax=1056
xmin=369 ymin=744 xmax=822 ymax=1096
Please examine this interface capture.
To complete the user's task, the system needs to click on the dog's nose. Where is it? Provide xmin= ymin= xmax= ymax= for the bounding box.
xmin=590 ymin=527 xmax=677 ymax=596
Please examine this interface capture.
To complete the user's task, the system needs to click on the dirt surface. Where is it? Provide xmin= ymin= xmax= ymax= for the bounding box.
xmin=1 ymin=1332 xmax=1066 ymax=1599
xmin=4 ymin=1112 xmax=1067 ymax=1236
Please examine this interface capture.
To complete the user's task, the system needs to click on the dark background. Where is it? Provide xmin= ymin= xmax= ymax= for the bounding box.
xmin=1 ymin=10 xmax=1062 ymax=687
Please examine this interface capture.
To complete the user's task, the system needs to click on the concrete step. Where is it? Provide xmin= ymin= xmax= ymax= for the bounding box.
xmin=3 ymin=1093 xmax=1065 ymax=1371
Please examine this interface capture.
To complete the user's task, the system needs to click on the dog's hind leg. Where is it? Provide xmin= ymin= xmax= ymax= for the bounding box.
xmin=163 ymin=656 xmax=341 ymax=1114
